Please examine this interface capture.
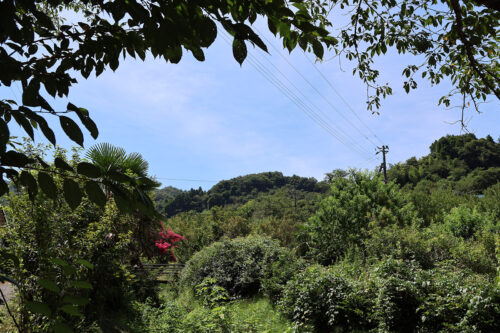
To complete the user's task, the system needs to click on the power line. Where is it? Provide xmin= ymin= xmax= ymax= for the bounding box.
xmin=220 ymin=32 xmax=373 ymax=159
xmin=245 ymin=52 xmax=372 ymax=158
xmin=251 ymin=39 xmax=373 ymax=156
xmin=304 ymin=55 xmax=385 ymax=146
xmin=253 ymin=26 xmax=382 ymax=148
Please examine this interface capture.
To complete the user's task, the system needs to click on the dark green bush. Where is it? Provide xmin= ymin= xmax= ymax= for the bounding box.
xmin=180 ymin=235 xmax=290 ymax=297
xmin=375 ymin=276 xmax=420 ymax=332
xmin=279 ymin=265 xmax=374 ymax=332
xmin=416 ymin=264 xmax=500 ymax=332
xmin=260 ymin=251 xmax=306 ymax=304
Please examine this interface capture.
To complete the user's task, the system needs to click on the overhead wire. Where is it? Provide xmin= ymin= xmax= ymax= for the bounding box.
xmin=253 ymin=26 xmax=383 ymax=148
xmin=249 ymin=37 xmax=373 ymax=156
xmin=220 ymin=31 xmax=373 ymax=160
xmin=303 ymin=55 xmax=385 ymax=146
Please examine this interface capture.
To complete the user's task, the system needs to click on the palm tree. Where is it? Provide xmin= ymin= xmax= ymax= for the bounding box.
xmin=85 ymin=142 xmax=160 ymax=193
xmin=85 ymin=143 xmax=161 ymax=260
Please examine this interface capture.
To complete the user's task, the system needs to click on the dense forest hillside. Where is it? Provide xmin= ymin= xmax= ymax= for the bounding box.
xmin=154 ymin=172 xmax=328 ymax=217
xmin=388 ymin=134 xmax=500 ymax=192
xmin=156 ymin=134 xmax=500 ymax=219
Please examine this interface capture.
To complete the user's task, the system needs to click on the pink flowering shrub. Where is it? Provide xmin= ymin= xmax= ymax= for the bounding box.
xmin=155 ymin=223 xmax=185 ymax=261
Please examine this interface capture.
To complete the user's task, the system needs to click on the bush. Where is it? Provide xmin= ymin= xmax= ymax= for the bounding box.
xmin=279 ymin=265 xmax=374 ymax=332
xmin=375 ymin=276 xmax=420 ymax=331
xmin=260 ymin=252 xmax=306 ymax=304
xmin=136 ymin=299 xmax=184 ymax=333
xmin=416 ymin=264 xmax=500 ymax=332
xmin=444 ymin=205 xmax=490 ymax=239
xmin=180 ymin=235 xmax=290 ymax=297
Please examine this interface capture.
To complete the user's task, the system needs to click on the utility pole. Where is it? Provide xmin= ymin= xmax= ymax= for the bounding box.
xmin=376 ymin=145 xmax=389 ymax=184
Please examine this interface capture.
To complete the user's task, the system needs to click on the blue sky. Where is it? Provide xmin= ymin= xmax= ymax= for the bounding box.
xmin=3 ymin=22 xmax=499 ymax=190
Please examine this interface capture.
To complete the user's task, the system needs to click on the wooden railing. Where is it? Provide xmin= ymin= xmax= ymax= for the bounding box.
xmin=131 ymin=263 xmax=185 ymax=282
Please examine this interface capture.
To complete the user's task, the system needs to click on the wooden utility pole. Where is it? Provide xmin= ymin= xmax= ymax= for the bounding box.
xmin=376 ymin=145 xmax=389 ymax=184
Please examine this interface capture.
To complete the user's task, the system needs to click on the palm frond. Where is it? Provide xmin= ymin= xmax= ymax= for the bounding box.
xmin=85 ymin=143 xmax=127 ymax=173
xmin=123 ymin=152 xmax=149 ymax=177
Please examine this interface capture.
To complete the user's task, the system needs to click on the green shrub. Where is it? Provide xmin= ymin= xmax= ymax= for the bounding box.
xmin=137 ymin=299 xmax=184 ymax=333
xmin=180 ymin=235 xmax=290 ymax=297
xmin=279 ymin=265 xmax=374 ymax=332
xmin=416 ymin=264 xmax=500 ymax=332
xmin=260 ymin=251 xmax=306 ymax=304
xmin=375 ymin=276 xmax=420 ymax=332
xmin=444 ymin=205 xmax=489 ymax=239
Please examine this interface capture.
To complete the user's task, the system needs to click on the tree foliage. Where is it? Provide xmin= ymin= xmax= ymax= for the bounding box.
xmin=1 ymin=0 xmax=498 ymax=212
xmin=315 ymin=0 xmax=499 ymax=114
xmin=156 ymin=172 xmax=326 ymax=216
xmin=306 ymin=170 xmax=420 ymax=265
xmin=388 ymin=134 xmax=500 ymax=192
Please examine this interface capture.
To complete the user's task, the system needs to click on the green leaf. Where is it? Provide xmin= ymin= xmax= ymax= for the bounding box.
xmin=60 ymin=116 xmax=84 ymax=146
xmin=232 ymin=38 xmax=247 ymax=65
xmin=38 ymin=95 xmax=54 ymax=112
xmin=199 ymin=17 xmax=217 ymax=47
xmin=0 ymin=118 xmax=9 ymax=153
xmin=312 ymin=40 xmax=324 ymax=59
xmin=62 ymin=295 xmax=90 ymax=306
xmin=26 ymin=301 xmax=52 ymax=316
xmin=12 ymin=112 xmax=34 ymax=140
xmin=77 ymin=162 xmax=101 ymax=178
xmin=38 ymin=279 xmax=60 ymax=293
xmin=1 ymin=150 xmax=30 ymax=167
xmin=191 ymin=47 xmax=205 ymax=61
xmin=114 ymin=192 xmax=133 ymax=213
xmin=63 ymin=179 xmax=82 ymax=209
xmin=76 ymin=259 xmax=94 ymax=270
xmin=165 ymin=46 xmax=182 ymax=64
xmin=55 ymin=157 xmax=73 ymax=172
xmin=50 ymin=258 xmax=69 ymax=267
xmin=37 ymin=118 xmax=56 ymax=145
xmin=69 ymin=105 xmax=98 ymax=139
xmin=22 ymin=80 xmax=40 ymax=107
xmin=20 ymin=171 xmax=38 ymax=197
xmin=84 ymin=181 xmax=106 ymax=207
xmin=107 ymin=170 xmax=132 ymax=183
xmin=38 ymin=172 xmax=57 ymax=199
xmin=66 ymin=102 xmax=80 ymax=113
xmin=54 ymin=321 xmax=73 ymax=333
xmin=60 ymin=305 xmax=83 ymax=317
xmin=69 ymin=280 xmax=93 ymax=290
xmin=80 ymin=116 xmax=98 ymax=139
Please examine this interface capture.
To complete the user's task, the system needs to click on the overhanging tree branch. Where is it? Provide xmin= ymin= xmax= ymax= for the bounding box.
xmin=473 ymin=0 xmax=500 ymax=12
xmin=450 ymin=0 xmax=500 ymax=100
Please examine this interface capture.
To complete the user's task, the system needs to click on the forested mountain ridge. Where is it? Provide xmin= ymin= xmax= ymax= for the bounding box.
xmin=388 ymin=134 xmax=500 ymax=192
xmin=156 ymin=134 xmax=500 ymax=217
xmin=154 ymin=172 xmax=328 ymax=217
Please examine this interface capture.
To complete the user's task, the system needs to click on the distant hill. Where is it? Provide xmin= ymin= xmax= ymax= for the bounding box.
xmin=154 ymin=172 xmax=328 ymax=217
xmin=152 ymin=186 xmax=184 ymax=211
xmin=388 ymin=134 xmax=500 ymax=193
xmin=154 ymin=134 xmax=500 ymax=216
